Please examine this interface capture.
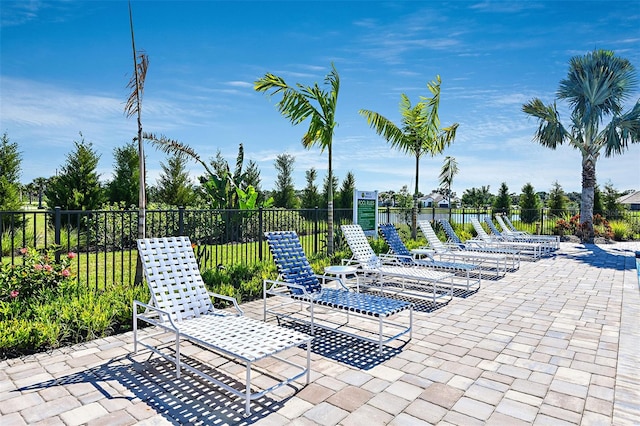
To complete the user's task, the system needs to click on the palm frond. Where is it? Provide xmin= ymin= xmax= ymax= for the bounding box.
xmin=602 ymin=100 xmax=640 ymax=157
xmin=143 ymin=132 xmax=216 ymax=177
xmin=125 ymin=52 xmax=148 ymax=118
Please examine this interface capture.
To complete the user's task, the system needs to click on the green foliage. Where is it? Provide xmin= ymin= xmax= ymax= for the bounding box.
xmin=273 ymin=153 xmax=298 ymax=208
xmin=83 ymin=202 xmax=138 ymax=250
xmin=0 ymin=246 xmax=148 ymax=358
xmin=0 ymin=177 xmax=23 ymax=232
xmin=462 ymin=186 xmax=493 ymax=208
xmin=45 ymin=136 xmax=104 ymax=219
xmin=608 ymin=220 xmax=631 ymax=241
xmin=0 ymin=247 xmax=77 ymax=302
xmin=156 ymin=153 xmax=195 ymax=207
xmin=201 ymin=262 xmax=275 ymax=307
xmin=602 ymin=182 xmax=625 ymax=219
xmin=301 ymin=168 xmax=321 ymax=209
xmin=0 ymin=132 xmax=22 ymax=184
xmin=106 ymin=142 xmax=139 ymax=207
xmin=492 ymin=182 xmax=511 ymax=214
xmin=337 ymin=171 xmax=356 ymax=209
xmin=519 ymin=183 xmax=541 ymax=223
xmin=547 ymin=181 xmax=568 ymax=217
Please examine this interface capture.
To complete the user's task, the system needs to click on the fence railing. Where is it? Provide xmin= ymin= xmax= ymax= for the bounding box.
xmin=2 ymin=206 xmax=637 ymax=290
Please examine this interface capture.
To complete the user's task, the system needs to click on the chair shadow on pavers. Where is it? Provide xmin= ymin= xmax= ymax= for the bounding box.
xmin=16 ymin=353 xmax=287 ymax=425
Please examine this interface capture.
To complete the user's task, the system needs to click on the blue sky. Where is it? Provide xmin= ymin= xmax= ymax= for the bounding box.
xmin=1 ymin=1 xmax=639 ymax=198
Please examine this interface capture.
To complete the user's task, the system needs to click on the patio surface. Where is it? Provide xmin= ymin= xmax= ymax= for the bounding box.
xmin=1 ymin=241 xmax=639 ymax=425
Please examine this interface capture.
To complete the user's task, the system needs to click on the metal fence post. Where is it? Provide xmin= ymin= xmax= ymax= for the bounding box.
xmin=314 ymin=207 xmax=319 ymax=255
xmin=258 ymin=207 xmax=264 ymax=261
xmin=54 ymin=206 xmax=61 ymax=262
xmin=178 ymin=206 xmax=185 ymax=236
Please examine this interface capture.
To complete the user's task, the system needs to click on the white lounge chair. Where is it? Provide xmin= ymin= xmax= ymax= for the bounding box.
xmin=470 ymin=217 xmax=548 ymax=260
xmin=417 ymin=220 xmax=511 ymax=277
xmin=263 ymin=231 xmax=413 ymax=356
xmin=378 ymin=223 xmax=481 ymax=292
xmin=133 ymin=236 xmax=312 ymax=416
xmin=437 ymin=219 xmax=521 ymax=270
xmin=341 ymin=224 xmax=456 ymax=303
xmin=495 ymin=215 xmax=559 ymax=249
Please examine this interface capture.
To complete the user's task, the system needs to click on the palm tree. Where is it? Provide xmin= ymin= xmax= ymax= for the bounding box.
xmin=255 ymin=63 xmax=340 ymax=254
xmin=125 ymin=1 xmax=148 ymax=285
xmin=438 ymin=156 xmax=458 ymax=208
xmin=522 ymin=50 xmax=639 ymax=243
xmin=360 ymin=75 xmax=458 ymax=239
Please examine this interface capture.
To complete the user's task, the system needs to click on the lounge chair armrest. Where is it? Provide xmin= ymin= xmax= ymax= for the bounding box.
xmin=207 ymin=292 xmax=244 ymax=316
xmin=264 ymin=278 xmax=317 ymax=298
xmin=378 ymin=253 xmax=403 ymax=264
xmin=133 ymin=300 xmax=178 ymax=330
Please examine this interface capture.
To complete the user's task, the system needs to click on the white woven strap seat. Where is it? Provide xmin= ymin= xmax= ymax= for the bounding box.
xmin=176 ymin=314 xmax=311 ymax=363
xmin=133 ymin=236 xmax=312 ymax=416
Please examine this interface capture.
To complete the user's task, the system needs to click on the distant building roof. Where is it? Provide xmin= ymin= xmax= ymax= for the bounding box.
xmin=618 ymin=190 xmax=640 ymax=205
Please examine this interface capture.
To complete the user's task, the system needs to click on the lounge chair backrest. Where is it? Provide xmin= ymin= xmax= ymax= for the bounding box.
xmin=378 ymin=224 xmax=413 ymax=264
xmin=341 ymin=224 xmax=381 ymax=269
xmin=137 ymin=236 xmax=213 ymax=322
xmin=417 ymin=220 xmax=448 ymax=253
xmin=484 ymin=217 xmax=502 ymax=235
xmin=495 ymin=216 xmax=512 ymax=234
xmin=437 ymin=219 xmax=463 ymax=246
xmin=503 ymin=215 xmax=518 ymax=232
xmin=265 ymin=231 xmax=322 ymax=295
xmin=470 ymin=217 xmax=492 ymax=241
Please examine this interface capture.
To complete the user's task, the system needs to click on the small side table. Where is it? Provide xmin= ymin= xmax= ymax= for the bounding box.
xmin=324 ymin=265 xmax=359 ymax=291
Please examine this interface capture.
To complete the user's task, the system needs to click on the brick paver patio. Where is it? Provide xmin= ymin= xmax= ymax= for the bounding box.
xmin=1 ymin=241 xmax=638 ymax=425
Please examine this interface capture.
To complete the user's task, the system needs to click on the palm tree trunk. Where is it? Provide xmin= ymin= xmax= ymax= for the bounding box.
xmin=411 ymin=155 xmax=419 ymax=240
xmin=580 ymin=156 xmax=596 ymax=243
xmin=327 ymin=144 xmax=334 ymax=255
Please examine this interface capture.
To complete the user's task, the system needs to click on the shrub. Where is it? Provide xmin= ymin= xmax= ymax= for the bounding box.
xmin=0 ymin=247 xmax=77 ymax=303
xmin=608 ymin=220 xmax=631 ymax=241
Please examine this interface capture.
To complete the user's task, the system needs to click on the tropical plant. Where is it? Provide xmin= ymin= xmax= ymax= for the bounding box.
xmin=359 ymin=75 xmax=458 ymax=239
xmin=438 ymin=156 xmax=458 ymax=208
xmin=255 ymin=63 xmax=341 ymax=254
xmin=522 ymin=49 xmax=640 ymax=242
xmin=461 ymin=186 xmax=493 ymax=209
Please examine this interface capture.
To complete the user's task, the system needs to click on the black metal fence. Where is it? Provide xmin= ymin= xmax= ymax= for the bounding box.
xmin=2 ymin=206 xmax=638 ymax=290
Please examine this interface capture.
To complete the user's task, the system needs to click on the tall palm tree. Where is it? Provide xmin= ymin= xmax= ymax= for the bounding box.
xmin=255 ymin=63 xmax=340 ymax=254
xmin=360 ymin=75 xmax=458 ymax=239
xmin=522 ymin=50 xmax=639 ymax=242
xmin=125 ymin=1 xmax=148 ymax=285
xmin=439 ymin=155 xmax=458 ymax=208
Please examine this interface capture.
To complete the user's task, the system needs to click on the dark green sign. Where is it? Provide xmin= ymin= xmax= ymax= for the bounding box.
xmin=357 ymin=198 xmax=376 ymax=231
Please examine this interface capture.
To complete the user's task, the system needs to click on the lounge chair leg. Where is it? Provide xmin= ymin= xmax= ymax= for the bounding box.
xmin=379 ymin=317 xmax=383 ymax=356
xmin=175 ymin=333 xmax=181 ymax=379
xmin=245 ymin=363 xmax=251 ymax=416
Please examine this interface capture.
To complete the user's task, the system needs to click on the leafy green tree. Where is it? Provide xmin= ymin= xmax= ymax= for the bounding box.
xmin=522 ymin=50 xmax=640 ymax=242
xmin=360 ymin=75 xmax=458 ymax=239
xmin=492 ymin=182 xmax=511 ymax=215
xmin=156 ymin=153 xmax=195 ymax=207
xmin=602 ymin=182 xmax=624 ymax=219
xmin=0 ymin=132 xmax=21 ymax=184
xmin=337 ymin=171 xmax=356 ymax=209
xmin=547 ymin=181 xmax=568 ymax=217
xmin=272 ymin=153 xmax=297 ymax=208
xmin=301 ymin=168 xmax=321 ymax=209
xmin=243 ymin=160 xmax=266 ymax=205
xmin=519 ymin=183 xmax=541 ymax=223
xmin=0 ymin=133 xmax=22 ymax=230
xmin=395 ymin=185 xmax=415 ymax=226
xmin=106 ymin=142 xmax=139 ymax=207
xmin=461 ymin=186 xmax=493 ymax=208
xmin=255 ymin=63 xmax=340 ymax=254
xmin=321 ymin=173 xmax=339 ymax=210
xmin=45 ymin=137 xmax=104 ymax=214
